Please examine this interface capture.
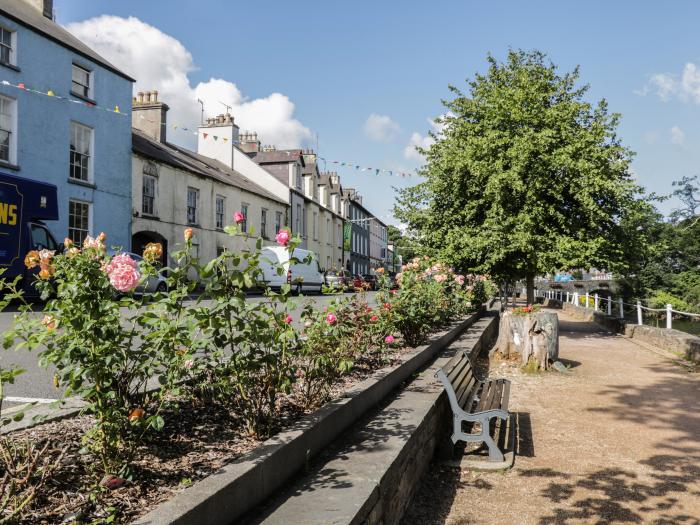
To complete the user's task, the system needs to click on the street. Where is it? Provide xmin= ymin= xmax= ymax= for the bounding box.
xmin=0 ymin=291 xmax=377 ymax=410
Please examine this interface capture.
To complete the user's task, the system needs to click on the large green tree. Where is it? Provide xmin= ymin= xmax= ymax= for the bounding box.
xmin=395 ymin=50 xmax=646 ymax=302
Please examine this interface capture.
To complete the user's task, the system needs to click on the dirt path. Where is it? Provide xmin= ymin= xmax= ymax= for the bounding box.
xmin=404 ymin=309 xmax=700 ymax=525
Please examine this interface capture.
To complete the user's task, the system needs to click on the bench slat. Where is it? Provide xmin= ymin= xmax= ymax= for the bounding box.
xmin=446 ymin=356 xmax=471 ymax=384
xmin=451 ymin=361 xmax=475 ymax=395
xmin=475 ymin=379 xmax=502 ymax=413
xmin=500 ymin=380 xmax=511 ymax=413
xmin=461 ymin=380 xmax=486 ymax=413
xmin=455 ymin=373 xmax=477 ymax=408
xmin=443 ymin=352 xmax=469 ymax=379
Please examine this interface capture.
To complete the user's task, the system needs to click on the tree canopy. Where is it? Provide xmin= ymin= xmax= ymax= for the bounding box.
xmin=395 ymin=49 xmax=647 ymax=299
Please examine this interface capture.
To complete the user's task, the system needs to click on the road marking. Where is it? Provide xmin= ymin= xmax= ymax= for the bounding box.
xmin=3 ymin=396 xmax=58 ymax=404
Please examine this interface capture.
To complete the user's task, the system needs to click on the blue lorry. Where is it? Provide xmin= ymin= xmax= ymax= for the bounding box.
xmin=0 ymin=172 xmax=60 ymax=292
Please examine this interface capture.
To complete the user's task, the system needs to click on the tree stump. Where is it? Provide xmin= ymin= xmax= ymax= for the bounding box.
xmin=494 ymin=310 xmax=559 ymax=370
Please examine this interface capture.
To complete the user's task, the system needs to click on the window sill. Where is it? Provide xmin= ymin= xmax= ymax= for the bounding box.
xmin=0 ymin=61 xmax=20 ymax=73
xmin=0 ymin=160 xmax=20 ymax=171
xmin=70 ymin=91 xmax=96 ymax=105
xmin=67 ymin=178 xmax=96 ymax=189
xmin=140 ymin=213 xmax=160 ymax=221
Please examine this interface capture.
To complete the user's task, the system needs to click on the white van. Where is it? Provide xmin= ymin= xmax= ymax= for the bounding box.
xmin=259 ymin=246 xmax=325 ymax=294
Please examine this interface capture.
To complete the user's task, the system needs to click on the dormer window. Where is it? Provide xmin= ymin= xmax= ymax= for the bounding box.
xmin=71 ymin=64 xmax=93 ymax=99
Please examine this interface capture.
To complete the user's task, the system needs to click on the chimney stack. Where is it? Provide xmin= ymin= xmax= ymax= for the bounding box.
xmin=239 ymin=131 xmax=261 ymax=153
xmin=132 ymin=90 xmax=169 ymax=143
xmin=24 ymin=0 xmax=53 ymax=19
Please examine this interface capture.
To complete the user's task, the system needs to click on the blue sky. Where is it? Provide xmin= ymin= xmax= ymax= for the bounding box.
xmin=56 ymin=0 xmax=700 ymax=223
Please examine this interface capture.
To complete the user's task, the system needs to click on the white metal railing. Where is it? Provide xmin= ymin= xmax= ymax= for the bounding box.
xmin=532 ymin=288 xmax=700 ymax=330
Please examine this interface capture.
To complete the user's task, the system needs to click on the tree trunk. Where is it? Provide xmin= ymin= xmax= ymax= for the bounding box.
xmin=526 ymin=274 xmax=535 ymax=305
xmin=494 ymin=310 xmax=559 ymax=370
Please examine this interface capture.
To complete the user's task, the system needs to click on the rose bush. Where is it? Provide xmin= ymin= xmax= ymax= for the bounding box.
xmin=6 ymin=234 xmax=197 ymax=476
xmin=295 ymin=293 xmax=394 ymax=408
xmin=377 ymin=257 xmax=480 ymax=346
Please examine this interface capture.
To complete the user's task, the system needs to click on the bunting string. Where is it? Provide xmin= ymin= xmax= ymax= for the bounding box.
xmin=0 ymin=79 xmax=417 ymax=178
xmin=317 ymin=157 xmax=414 ymax=178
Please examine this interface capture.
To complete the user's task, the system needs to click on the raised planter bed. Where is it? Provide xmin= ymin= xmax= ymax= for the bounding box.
xmin=3 ymin=310 xmax=482 ymax=524
xmin=134 ymin=310 xmax=482 ymax=525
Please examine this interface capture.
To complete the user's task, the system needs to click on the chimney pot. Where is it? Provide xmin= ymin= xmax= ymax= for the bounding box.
xmin=152 ymin=90 xmax=158 ymax=102
xmin=137 ymin=91 xmax=144 ymax=103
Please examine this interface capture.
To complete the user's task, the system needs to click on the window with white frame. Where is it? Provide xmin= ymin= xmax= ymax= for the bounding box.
xmin=71 ymin=64 xmax=92 ymax=99
xmin=0 ymin=95 xmax=15 ymax=164
xmin=0 ymin=27 xmax=15 ymax=66
xmin=275 ymin=211 xmax=283 ymax=234
xmin=68 ymin=200 xmax=90 ymax=246
xmin=337 ymin=224 xmax=342 ymax=247
xmin=69 ymin=122 xmax=92 ymax=182
xmin=312 ymin=211 xmax=318 ymax=240
xmin=302 ymin=208 xmax=307 ymax=237
xmin=326 ymin=218 xmax=331 ymax=244
xmin=186 ymin=187 xmax=198 ymax=225
xmin=241 ymin=203 xmax=249 ymax=233
xmin=215 ymin=195 xmax=225 ymax=230
xmin=295 ymin=204 xmax=301 ymax=235
xmin=261 ymin=208 xmax=268 ymax=239
xmin=142 ymin=175 xmax=156 ymax=216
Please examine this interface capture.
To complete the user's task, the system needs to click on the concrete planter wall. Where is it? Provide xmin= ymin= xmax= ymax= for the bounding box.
xmin=135 ymin=310 xmax=484 ymax=525
xmin=562 ymin=302 xmax=700 ymax=363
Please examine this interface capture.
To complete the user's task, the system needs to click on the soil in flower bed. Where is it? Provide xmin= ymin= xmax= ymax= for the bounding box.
xmin=4 ymin=350 xmax=406 ymax=524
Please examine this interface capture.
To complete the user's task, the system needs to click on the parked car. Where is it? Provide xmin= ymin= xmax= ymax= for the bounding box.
xmin=108 ymin=251 xmax=168 ymax=294
xmin=352 ymin=274 xmax=370 ymax=291
xmin=362 ymin=274 xmax=378 ymax=291
xmin=258 ymin=247 xmax=325 ymax=294
xmin=324 ymin=269 xmax=351 ymax=291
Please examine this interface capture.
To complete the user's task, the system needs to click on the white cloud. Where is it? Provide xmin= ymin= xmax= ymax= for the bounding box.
xmin=66 ymin=16 xmax=312 ymax=148
xmin=403 ymin=115 xmax=450 ymax=161
xmin=670 ymin=126 xmax=685 ymax=145
xmin=363 ymin=114 xmax=401 ymax=142
xmin=649 ymin=73 xmax=676 ymax=101
xmin=636 ymin=64 xmax=700 ymax=105
xmin=680 ymin=63 xmax=700 ymax=104
xmin=403 ymin=131 xmax=434 ymax=161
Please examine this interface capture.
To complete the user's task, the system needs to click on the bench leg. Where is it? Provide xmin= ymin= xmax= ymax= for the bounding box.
xmin=481 ymin=417 xmax=504 ymax=462
xmin=452 ymin=414 xmax=505 ymax=462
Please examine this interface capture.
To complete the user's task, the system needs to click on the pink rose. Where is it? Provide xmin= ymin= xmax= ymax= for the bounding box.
xmin=104 ymin=253 xmax=140 ymax=292
xmin=184 ymin=359 xmax=194 ymax=370
xmin=234 ymin=211 xmax=245 ymax=224
xmin=326 ymin=313 xmax=337 ymax=325
xmin=107 ymin=264 xmax=140 ymax=292
xmin=385 ymin=335 xmax=395 ymax=344
xmin=284 ymin=314 xmax=293 ymax=324
xmin=370 ymin=315 xmax=379 ymax=322
xmin=434 ymin=274 xmax=447 ymax=283
xmin=275 ymin=229 xmax=290 ymax=246
xmin=454 ymin=275 xmax=465 ymax=285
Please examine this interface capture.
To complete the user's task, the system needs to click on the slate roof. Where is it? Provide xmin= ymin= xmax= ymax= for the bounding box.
xmin=0 ymin=0 xmax=134 ymax=81
xmin=132 ymin=130 xmax=287 ymax=205
xmin=249 ymin=149 xmax=304 ymax=165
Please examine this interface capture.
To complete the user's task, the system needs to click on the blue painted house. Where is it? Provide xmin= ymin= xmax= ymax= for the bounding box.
xmin=0 ymin=0 xmax=134 ymax=249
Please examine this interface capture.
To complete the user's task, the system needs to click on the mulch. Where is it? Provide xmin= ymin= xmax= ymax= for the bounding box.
xmin=4 ymin=350 xmax=406 ymax=524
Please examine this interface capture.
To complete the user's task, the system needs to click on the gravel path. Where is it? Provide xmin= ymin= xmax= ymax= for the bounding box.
xmin=403 ymin=309 xmax=700 ymax=525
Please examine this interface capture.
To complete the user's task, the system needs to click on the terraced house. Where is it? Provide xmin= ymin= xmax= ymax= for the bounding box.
xmin=246 ymin=142 xmax=346 ymax=272
xmin=131 ymin=92 xmax=288 ymax=265
xmin=0 ymin=0 xmax=133 ymax=248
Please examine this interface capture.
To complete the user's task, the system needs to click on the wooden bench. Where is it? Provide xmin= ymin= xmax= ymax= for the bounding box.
xmin=435 ymin=351 xmax=511 ymax=462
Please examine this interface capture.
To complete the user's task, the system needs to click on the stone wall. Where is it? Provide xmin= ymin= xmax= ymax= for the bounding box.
xmin=563 ymin=302 xmax=700 ymax=363
xmin=361 ymin=311 xmax=501 ymax=525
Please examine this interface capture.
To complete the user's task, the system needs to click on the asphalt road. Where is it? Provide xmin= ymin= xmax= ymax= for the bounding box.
xmin=0 ymin=291 xmax=377 ymax=409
